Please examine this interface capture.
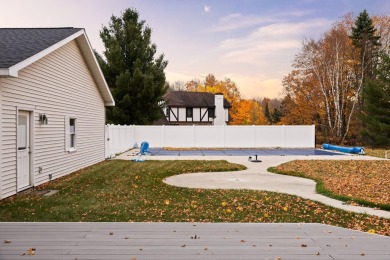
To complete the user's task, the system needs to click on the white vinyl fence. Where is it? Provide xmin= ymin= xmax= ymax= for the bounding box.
xmin=105 ymin=125 xmax=315 ymax=158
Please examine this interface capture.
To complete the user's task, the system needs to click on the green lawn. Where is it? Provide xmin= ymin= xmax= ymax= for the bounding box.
xmin=0 ymin=160 xmax=388 ymax=236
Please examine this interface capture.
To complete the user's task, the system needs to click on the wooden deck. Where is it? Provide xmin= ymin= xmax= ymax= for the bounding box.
xmin=0 ymin=222 xmax=389 ymax=259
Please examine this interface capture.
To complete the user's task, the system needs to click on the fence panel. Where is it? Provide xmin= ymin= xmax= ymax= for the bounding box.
xmin=105 ymin=125 xmax=315 ymax=158
xmin=193 ymin=126 xmax=224 ymax=148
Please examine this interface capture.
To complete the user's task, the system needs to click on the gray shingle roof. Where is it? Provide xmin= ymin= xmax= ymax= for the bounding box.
xmin=163 ymin=91 xmax=232 ymax=108
xmin=0 ymin=28 xmax=82 ymax=68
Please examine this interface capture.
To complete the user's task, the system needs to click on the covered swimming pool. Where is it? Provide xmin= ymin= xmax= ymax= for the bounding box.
xmin=149 ymin=148 xmax=343 ymax=156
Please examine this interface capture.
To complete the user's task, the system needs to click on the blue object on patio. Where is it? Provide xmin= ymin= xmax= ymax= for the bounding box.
xmin=322 ymin=143 xmax=365 ymax=154
xmin=132 ymin=141 xmax=151 ymax=162
xmin=139 ymin=141 xmax=151 ymax=155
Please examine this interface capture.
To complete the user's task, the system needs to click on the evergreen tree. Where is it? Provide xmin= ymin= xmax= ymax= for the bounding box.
xmin=350 ymin=10 xmax=381 ymax=80
xmin=271 ymin=108 xmax=282 ymax=124
xmin=99 ymin=8 xmax=168 ymax=124
xmin=264 ymin=102 xmax=272 ymax=124
xmin=361 ymin=54 xmax=390 ymax=148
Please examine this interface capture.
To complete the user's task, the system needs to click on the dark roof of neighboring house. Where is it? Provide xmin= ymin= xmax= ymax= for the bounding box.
xmin=0 ymin=27 xmax=82 ymax=68
xmin=163 ymin=91 xmax=232 ymax=108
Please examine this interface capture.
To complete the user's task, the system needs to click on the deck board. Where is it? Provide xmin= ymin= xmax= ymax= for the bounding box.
xmin=0 ymin=223 xmax=389 ymax=260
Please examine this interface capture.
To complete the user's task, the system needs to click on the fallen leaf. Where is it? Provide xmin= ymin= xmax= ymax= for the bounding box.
xmin=28 ymin=248 xmax=36 ymax=255
xmin=4 ymin=240 xmax=11 ymax=243
xmin=109 ymin=232 xmax=114 ymax=235
xmin=240 ymin=240 xmax=246 ymax=243
xmin=361 ymin=252 xmax=365 ymax=256
xmin=315 ymin=252 xmax=320 ymax=255
xmin=301 ymin=244 xmax=307 ymax=247
xmin=181 ymin=244 xmax=186 ymax=247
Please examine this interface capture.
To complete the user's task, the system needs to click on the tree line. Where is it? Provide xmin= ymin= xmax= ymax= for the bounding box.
xmin=281 ymin=11 xmax=390 ymax=146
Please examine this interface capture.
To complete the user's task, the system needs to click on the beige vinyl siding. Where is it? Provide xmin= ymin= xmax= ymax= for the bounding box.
xmin=0 ymin=78 xmax=2 ymax=199
xmin=1 ymin=40 xmax=106 ymax=199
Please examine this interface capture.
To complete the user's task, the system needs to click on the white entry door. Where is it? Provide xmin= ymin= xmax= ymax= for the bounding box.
xmin=17 ymin=111 xmax=31 ymax=190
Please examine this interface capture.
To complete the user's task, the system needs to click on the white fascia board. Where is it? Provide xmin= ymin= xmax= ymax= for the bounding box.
xmin=0 ymin=68 xmax=18 ymax=77
xmin=75 ymin=32 xmax=115 ymax=106
xmin=8 ymin=30 xmax=85 ymax=75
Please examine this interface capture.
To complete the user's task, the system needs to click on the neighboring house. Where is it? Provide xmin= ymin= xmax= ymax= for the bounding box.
xmin=159 ymin=91 xmax=231 ymax=125
xmin=0 ymin=28 xmax=115 ymax=200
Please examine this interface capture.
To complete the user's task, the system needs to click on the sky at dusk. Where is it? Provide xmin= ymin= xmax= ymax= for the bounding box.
xmin=2 ymin=0 xmax=390 ymax=99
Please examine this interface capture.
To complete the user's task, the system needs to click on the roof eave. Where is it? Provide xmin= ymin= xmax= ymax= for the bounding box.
xmin=0 ymin=68 xmax=18 ymax=77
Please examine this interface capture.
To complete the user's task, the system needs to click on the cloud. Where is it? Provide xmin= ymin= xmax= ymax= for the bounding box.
xmin=209 ymin=13 xmax=280 ymax=32
xmin=212 ymin=18 xmax=332 ymax=98
xmin=209 ymin=10 xmax=315 ymax=32
xmin=204 ymin=5 xmax=211 ymax=13
xmin=218 ymin=18 xmax=331 ymax=65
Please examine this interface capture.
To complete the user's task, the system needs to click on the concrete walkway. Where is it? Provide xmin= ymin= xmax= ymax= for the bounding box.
xmin=116 ymin=152 xmax=390 ymax=219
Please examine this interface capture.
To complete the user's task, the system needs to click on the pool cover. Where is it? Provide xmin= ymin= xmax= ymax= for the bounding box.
xmin=149 ymin=148 xmax=342 ymax=156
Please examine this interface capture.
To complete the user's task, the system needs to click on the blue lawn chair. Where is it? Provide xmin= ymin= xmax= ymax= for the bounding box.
xmin=132 ymin=141 xmax=151 ymax=162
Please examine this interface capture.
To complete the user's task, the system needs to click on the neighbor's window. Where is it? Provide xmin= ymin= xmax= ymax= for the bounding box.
xmin=186 ymin=107 xmax=193 ymax=117
xmin=208 ymin=108 xmax=215 ymax=118
xmin=65 ymin=116 xmax=77 ymax=152
xmin=166 ymin=107 xmax=170 ymax=119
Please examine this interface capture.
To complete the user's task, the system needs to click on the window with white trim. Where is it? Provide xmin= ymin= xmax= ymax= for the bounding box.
xmin=65 ymin=116 xmax=77 ymax=152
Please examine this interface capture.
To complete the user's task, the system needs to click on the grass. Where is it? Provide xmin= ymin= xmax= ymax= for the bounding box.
xmin=0 ymin=160 xmax=389 ymax=236
xmin=269 ymin=160 xmax=390 ymax=211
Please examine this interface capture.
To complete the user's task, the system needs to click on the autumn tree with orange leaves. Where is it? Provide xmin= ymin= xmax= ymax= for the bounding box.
xmin=184 ymin=74 xmax=269 ymax=125
xmin=282 ymin=12 xmax=390 ymax=144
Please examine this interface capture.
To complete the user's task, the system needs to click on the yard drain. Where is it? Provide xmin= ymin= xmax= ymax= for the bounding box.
xmin=249 ymin=155 xmax=262 ymax=163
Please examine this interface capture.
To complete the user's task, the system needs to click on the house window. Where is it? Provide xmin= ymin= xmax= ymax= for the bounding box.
xmin=208 ymin=108 xmax=215 ymax=118
xmin=65 ymin=116 xmax=77 ymax=152
xmin=186 ymin=107 xmax=193 ymax=118
xmin=69 ymin=119 xmax=76 ymax=149
xmin=17 ymin=115 xmax=28 ymax=150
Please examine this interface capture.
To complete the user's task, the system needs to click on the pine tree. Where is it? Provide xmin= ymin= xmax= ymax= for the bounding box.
xmin=350 ymin=10 xmax=381 ymax=80
xmin=98 ymin=8 xmax=168 ymax=124
xmin=271 ymin=108 xmax=282 ymax=124
xmin=361 ymin=54 xmax=390 ymax=148
xmin=264 ymin=103 xmax=272 ymax=124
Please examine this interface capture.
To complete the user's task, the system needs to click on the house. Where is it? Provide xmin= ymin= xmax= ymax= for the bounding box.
xmin=0 ymin=28 xmax=115 ymax=200
xmin=159 ymin=91 xmax=231 ymax=125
